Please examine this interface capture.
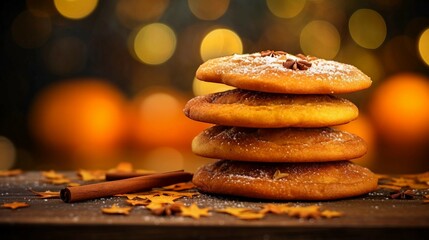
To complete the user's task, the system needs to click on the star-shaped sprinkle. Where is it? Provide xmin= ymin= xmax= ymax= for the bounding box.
xmin=126 ymin=199 xmax=150 ymax=206
xmin=29 ymin=189 xmax=60 ymax=199
xmin=1 ymin=202 xmax=29 ymax=210
xmin=42 ymin=170 xmax=64 ymax=179
xmin=260 ymin=204 xmax=291 ymax=214
xmin=180 ymin=203 xmax=211 ymax=219
xmin=321 ymin=210 xmax=343 ymax=218
xmin=101 ymin=204 xmax=132 ymax=215
xmin=0 ymin=169 xmax=23 ymax=177
xmin=287 ymin=205 xmax=322 ymax=219
xmin=217 ymin=207 xmax=264 ymax=220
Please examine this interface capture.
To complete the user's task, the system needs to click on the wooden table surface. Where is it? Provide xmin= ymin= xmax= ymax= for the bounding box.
xmin=1 ymin=171 xmax=428 ymax=240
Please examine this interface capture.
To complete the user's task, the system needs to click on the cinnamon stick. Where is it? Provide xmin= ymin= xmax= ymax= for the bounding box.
xmin=105 ymin=172 xmax=154 ymax=181
xmin=60 ymin=170 xmax=192 ymax=203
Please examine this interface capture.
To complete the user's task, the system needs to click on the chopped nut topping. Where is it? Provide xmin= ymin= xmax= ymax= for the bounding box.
xmin=283 ymin=59 xmax=312 ymax=70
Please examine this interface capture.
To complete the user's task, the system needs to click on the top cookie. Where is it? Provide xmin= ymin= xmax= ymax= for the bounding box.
xmin=196 ymin=51 xmax=372 ymax=94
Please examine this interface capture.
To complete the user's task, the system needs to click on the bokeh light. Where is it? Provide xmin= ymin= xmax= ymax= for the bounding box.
xmin=337 ymin=43 xmax=384 ymax=83
xmin=54 ymin=0 xmax=98 ymax=20
xmin=129 ymin=88 xmax=211 ymax=149
xmin=266 ymin=0 xmax=306 ymax=19
xmin=43 ymin=36 xmax=87 ymax=75
xmin=349 ymin=9 xmax=386 ymax=49
xmin=29 ymin=79 xmax=127 ymax=159
xmin=11 ymin=10 xmax=51 ymax=49
xmin=188 ymin=0 xmax=229 ymax=20
xmin=116 ymin=0 xmax=169 ymax=29
xmin=132 ymin=23 xmax=177 ymax=65
xmin=300 ymin=20 xmax=340 ymax=59
xmin=418 ymin=28 xmax=429 ymax=66
xmin=192 ymin=78 xmax=235 ymax=96
xmin=335 ymin=115 xmax=376 ymax=168
xmin=369 ymin=73 xmax=429 ymax=145
xmin=0 ymin=136 xmax=16 ymax=170
xmin=200 ymin=28 xmax=243 ymax=61
xmin=350 ymin=50 xmax=383 ymax=84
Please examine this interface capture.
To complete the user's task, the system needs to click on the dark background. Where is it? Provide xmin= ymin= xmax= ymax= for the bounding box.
xmin=1 ymin=0 xmax=429 ymax=173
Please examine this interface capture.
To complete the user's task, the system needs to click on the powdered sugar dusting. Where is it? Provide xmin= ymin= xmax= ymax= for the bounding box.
xmin=229 ymin=53 xmax=356 ymax=80
xmin=201 ymin=52 xmax=372 ymax=94
xmin=230 ymin=53 xmax=288 ymax=75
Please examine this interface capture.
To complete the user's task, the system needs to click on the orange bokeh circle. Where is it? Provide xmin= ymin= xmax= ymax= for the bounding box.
xmin=335 ymin=115 xmax=376 ymax=168
xmin=30 ymin=79 xmax=127 ymax=158
xmin=369 ymin=73 xmax=429 ymax=145
xmin=128 ymin=88 xmax=211 ymax=149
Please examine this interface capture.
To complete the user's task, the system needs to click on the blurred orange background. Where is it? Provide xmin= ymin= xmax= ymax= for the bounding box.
xmin=1 ymin=0 xmax=428 ymax=174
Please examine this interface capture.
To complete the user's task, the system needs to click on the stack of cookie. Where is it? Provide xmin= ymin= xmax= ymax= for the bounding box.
xmin=184 ymin=51 xmax=377 ymax=200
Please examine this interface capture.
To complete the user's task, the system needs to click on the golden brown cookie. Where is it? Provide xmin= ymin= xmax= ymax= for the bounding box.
xmin=196 ymin=51 xmax=372 ymax=94
xmin=192 ymin=126 xmax=367 ymax=162
xmin=184 ymin=89 xmax=358 ymax=128
xmin=193 ymin=160 xmax=378 ymax=200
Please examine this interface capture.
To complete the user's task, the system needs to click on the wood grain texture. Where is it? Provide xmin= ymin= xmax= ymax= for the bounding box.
xmin=0 ymin=172 xmax=428 ymax=240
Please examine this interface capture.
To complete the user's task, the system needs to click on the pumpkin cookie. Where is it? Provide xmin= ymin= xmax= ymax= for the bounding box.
xmin=192 ymin=126 xmax=367 ymax=162
xmin=184 ymin=89 xmax=358 ymax=128
xmin=193 ymin=160 xmax=378 ymax=200
xmin=196 ymin=51 xmax=372 ymax=94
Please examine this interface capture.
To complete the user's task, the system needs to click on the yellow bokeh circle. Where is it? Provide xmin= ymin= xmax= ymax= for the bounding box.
xmin=133 ymin=23 xmax=177 ymax=65
xmin=54 ymin=0 xmax=98 ymax=20
xmin=339 ymin=45 xmax=384 ymax=83
xmin=192 ymin=78 xmax=235 ymax=96
xmin=349 ymin=9 xmax=386 ymax=49
xmin=300 ymin=20 xmax=340 ymax=59
xmin=418 ymin=28 xmax=429 ymax=66
xmin=200 ymin=28 xmax=243 ymax=61
xmin=266 ymin=0 xmax=306 ymax=19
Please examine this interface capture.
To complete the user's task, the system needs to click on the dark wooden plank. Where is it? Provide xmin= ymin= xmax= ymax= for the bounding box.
xmin=1 ymin=172 xmax=428 ymax=239
xmin=2 ymin=224 xmax=429 ymax=240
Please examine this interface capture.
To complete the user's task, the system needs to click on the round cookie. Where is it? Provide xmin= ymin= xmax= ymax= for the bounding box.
xmin=192 ymin=126 xmax=367 ymax=162
xmin=196 ymin=51 xmax=372 ymax=94
xmin=184 ymin=89 xmax=358 ymax=128
xmin=193 ymin=160 xmax=378 ymax=200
